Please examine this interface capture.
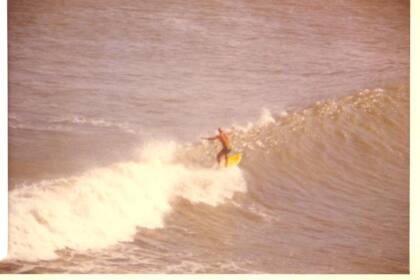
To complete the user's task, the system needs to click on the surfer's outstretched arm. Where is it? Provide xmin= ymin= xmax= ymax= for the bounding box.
xmin=202 ymin=136 xmax=219 ymax=141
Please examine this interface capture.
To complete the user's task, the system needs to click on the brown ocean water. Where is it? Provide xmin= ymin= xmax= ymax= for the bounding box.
xmin=4 ymin=0 xmax=409 ymax=273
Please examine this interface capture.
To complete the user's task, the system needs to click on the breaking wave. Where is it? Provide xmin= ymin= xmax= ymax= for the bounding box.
xmin=7 ymin=86 xmax=409 ymax=266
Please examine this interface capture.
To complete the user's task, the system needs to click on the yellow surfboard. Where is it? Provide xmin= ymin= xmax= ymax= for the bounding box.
xmin=224 ymin=153 xmax=242 ymax=168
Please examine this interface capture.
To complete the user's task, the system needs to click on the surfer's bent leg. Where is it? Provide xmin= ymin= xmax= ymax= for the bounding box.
xmin=225 ymin=148 xmax=232 ymax=166
xmin=217 ymin=149 xmax=224 ymax=166
xmin=217 ymin=148 xmax=231 ymax=167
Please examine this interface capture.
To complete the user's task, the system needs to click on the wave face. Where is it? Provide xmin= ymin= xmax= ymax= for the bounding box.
xmin=3 ymin=87 xmax=409 ymax=273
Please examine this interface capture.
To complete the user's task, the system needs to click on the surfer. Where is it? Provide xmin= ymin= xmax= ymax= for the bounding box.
xmin=202 ymin=128 xmax=232 ymax=167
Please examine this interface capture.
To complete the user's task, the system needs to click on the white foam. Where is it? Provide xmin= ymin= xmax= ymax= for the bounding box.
xmin=233 ymin=107 xmax=276 ymax=132
xmin=45 ymin=115 xmax=136 ymax=134
xmin=7 ymin=142 xmax=247 ymax=261
xmin=280 ymin=110 xmax=289 ymax=118
xmin=8 ymin=122 xmax=73 ymax=132
xmin=257 ymin=107 xmax=275 ymax=126
xmin=9 ymin=115 xmax=136 ymax=134
xmin=68 ymin=115 xmax=136 ymax=134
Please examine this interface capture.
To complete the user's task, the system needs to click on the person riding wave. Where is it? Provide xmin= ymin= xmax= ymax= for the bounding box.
xmin=202 ymin=128 xmax=232 ymax=167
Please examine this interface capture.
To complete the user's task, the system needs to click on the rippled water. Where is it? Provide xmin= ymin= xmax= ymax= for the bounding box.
xmin=4 ymin=0 xmax=409 ymax=273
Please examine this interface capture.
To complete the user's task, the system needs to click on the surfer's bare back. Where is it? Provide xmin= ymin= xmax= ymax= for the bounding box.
xmin=202 ymin=128 xmax=232 ymax=167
